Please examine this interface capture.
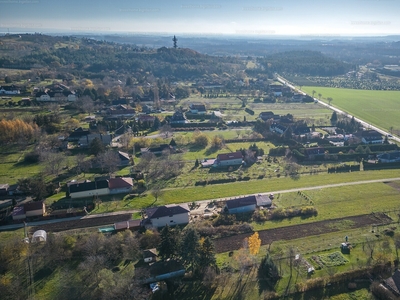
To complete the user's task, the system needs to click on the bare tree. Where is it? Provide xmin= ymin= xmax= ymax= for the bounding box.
xmin=97 ymin=150 xmax=120 ymax=175
xmin=41 ymin=150 xmax=66 ymax=176
xmin=150 ymin=186 xmax=165 ymax=203
xmin=160 ymin=124 xmax=172 ymax=138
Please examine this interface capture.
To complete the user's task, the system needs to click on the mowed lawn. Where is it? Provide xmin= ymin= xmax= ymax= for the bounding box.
xmin=252 ymin=182 xmax=400 ymax=230
xmin=302 ymin=86 xmax=400 ymax=132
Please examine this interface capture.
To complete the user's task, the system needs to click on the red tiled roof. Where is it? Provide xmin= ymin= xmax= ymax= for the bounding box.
xmin=217 ymin=151 xmax=243 ymax=161
xmin=108 ymin=177 xmax=133 ymax=189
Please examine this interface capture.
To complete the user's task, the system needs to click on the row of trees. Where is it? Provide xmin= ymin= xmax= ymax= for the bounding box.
xmin=0 ymin=119 xmax=39 ymax=144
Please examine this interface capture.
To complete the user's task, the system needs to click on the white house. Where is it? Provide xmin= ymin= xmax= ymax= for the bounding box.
xmin=0 ymin=85 xmax=20 ymax=95
xmin=145 ymin=204 xmax=190 ymax=228
xmin=213 ymin=151 xmax=243 ymax=167
xmin=68 ymin=180 xmax=109 ymax=199
xmin=108 ymin=177 xmax=133 ymax=195
xmin=361 ymin=130 xmax=383 ymax=144
xmin=189 ymin=104 xmax=207 ymax=114
xmin=270 ymin=123 xmax=287 ymax=135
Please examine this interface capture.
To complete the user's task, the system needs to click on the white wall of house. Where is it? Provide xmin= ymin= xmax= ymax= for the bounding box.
xmin=217 ymin=158 xmax=242 ymax=167
xmin=109 ymin=187 xmax=132 ymax=195
xmin=68 ymin=94 xmax=77 ymax=102
xmin=13 ymin=214 xmax=26 ymax=221
xmin=362 ymin=138 xmax=383 ymax=144
xmin=70 ymin=188 xmax=110 ymax=199
xmin=150 ymin=212 xmax=189 ymax=227
xmin=37 ymin=95 xmax=52 ymax=101
xmin=26 ymin=207 xmax=45 ymax=217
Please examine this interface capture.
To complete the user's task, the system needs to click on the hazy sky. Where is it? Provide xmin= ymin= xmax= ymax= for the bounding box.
xmin=0 ymin=0 xmax=398 ymax=36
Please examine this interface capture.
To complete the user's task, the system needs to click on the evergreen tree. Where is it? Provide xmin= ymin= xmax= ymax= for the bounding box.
xmin=199 ymin=237 xmax=216 ymax=269
xmin=330 ymin=111 xmax=338 ymax=124
xmin=169 ymin=138 xmax=177 ymax=147
xmin=158 ymin=225 xmax=177 ymax=259
xmin=180 ymin=228 xmax=201 ymax=272
xmin=194 ymin=159 xmax=199 ymax=168
xmin=258 ymin=253 xmax=279 ymax=288
xmin=89 ymin=137 xmax=105 ymax=156
xmin=172 ymin=35 xmax=178 ymax=48
xmin=152 ymin=117 xmax=160 ymax=131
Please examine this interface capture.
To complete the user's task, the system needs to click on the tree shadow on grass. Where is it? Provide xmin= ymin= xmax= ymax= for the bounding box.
xmin=169 ymin=280 xmax=217 ymax=300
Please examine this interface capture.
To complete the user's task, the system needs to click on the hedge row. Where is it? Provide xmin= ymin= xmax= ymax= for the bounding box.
xmin=327 ymin=164 xmax=360 ymax=173
xmin=173 ymin=127 xmax=215 ymax=131
xmin=363 ymin=161 xmax=400 ymax=171
xmin=194 ymin=176 xmax=251 ymax=186
xmin=170 ymin=122 xmax=215 ymax=128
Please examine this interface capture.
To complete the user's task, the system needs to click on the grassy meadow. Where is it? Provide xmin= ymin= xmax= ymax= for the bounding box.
xmin=302 ymin=86 xmax=400 ymax=132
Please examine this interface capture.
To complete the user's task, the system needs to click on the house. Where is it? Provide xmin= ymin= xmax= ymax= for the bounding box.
xmin=19 ymin=98 xmax=32 ymax=106
xmin=67 ymin=127 xmax=90 ymax=142
xmin=170 ymin=111 xmax=188 ymax=124
xmin=143 ymin=248 xmax=158 ymax=263
xmin=377 ymin=151 xmax=400 ymax=163
xmin=213 ymin=151 xmax=243 ymax=167
xmin=224 ymin=194 xmax=271 ymax=214
xmin=118 ymin=151 xmax=131 ymax=166
xmin=145 ymin=204 xmax=190 ymax=228
xmin=293 ymin=126 xmax=310 ymax=136
xmin=304 ymin=147 xmax=325 ymax=158
xmin=67 ymin=179 xmax=109 ymax=199
xmin=138 ymin=114 xmax=156 ymax=126
xmin=140 ymin=144 xmax=172 ymax=155
xmin=383 ymin=269 xmax=400 ymax=297
xmin=23 ymin=201 xmax=46 ymax=218
xmin=108 ymin=177 xmax=133 ymax=195
xmin=258 ymin=111 xmax=280 ymax=122
xmin=360 ymin=130 xmax=383 ymax=144
xmin=142 ymin=260 xmax=185 ymax=284
xmin=270 ymin=123 xmax=287 ymax=135
xmin=106 ymin=105 xmax=135 ymax=119
xmin=269 ymin=83 xmax=283 ymax=96
xmin=0 ymin=85 xmax=20 ymax=95
xmin=189 ymin=104 xmax=207 ymax=114
xmin=12 ymin=206 xmax=26 ymax=221
xmin=0 ymin=184 xmax=9 ymax=196
xmin=78 ymin=134 xmax=112 ymax=147
xmin=291 ymin=94 xmax=303 ymax=102
xmin=35 ymin=91 xmax=52 ymax=102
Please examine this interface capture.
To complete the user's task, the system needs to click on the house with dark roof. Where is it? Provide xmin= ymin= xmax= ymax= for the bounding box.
xmin=258 ymin=111 xmax=280 ymax=122
xmin=360 ymin=130 xmax=383 ymax=144
xmin=143 ymin=248 xmax=158 ymax=263
xmin=213 ymin=151 xmax=243 ymax=167
xmin=140 ymin=144 xmax=172 ymax=155
xmin=142 ymin=260 xmax=185 ymax=284
xmin=106 ymin=105 xmax=135 ymax=119
xmin=383 ymin=269 xmax=400 ymax=297
xmin=270 ymin=123 xmax=287 ymax=135
xmin=377 ymin=151 xmax=400 ymax=163
xmin=67 ymin=127 xmax=90 ymax=142
xmin=108 ymin=177 xmax=133 ymax=194
xmin=78 ymin=133 xmax=112 ymax=147
xmin=118 ymin=151 xmax=131 ymax=166
xmin=0 ymin=85 xmax=20 ymax=95
xmin=304 ymin=147 xmax=325 ymax=159
xmin=291 ymin=94 xmax=303 ymax=102
xmin=12 ymin=201 xmax=46 ymax=220
xmin=224 ymin=195 xmax=271 ymax=214
xmin=293 ymin=126 xmax=310 ymax=136
xmin=145 ymin=204 xmax=190 ymax=228
xmin=170 ymin=111 xmax=188 ymax=124
xmin=189 ymin=104 xmax=207 ymax=114
xmin=67 ymin=179 xmax=109 ymax=199
xmin=270 ymin=83 xmax=283 ymax=96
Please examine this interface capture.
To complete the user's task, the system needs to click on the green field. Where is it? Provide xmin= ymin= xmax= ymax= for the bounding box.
xmin=302 ymin=86 xmax=400 ymax=132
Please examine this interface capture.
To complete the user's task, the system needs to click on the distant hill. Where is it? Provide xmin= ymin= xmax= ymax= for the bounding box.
xmin=259 ymin=50 xmax=354 ymax=76
xmin=0 ymin=34 xmax=242 ymax=80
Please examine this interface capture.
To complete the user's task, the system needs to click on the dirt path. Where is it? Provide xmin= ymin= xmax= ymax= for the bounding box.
xmin=213 ymin=213 xmax=392 ymax=253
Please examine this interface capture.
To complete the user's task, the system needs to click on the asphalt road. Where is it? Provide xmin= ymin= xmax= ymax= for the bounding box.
xmin=276 ymin=75 xmax=400 ymax=143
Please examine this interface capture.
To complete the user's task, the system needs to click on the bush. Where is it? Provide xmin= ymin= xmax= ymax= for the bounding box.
xmin=24 ymin=151 xmax=40 ymax=163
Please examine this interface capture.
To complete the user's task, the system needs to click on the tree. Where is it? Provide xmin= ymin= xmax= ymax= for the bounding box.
xmin=41 ymin=151 xmax=66 ymax=176
xmin=160 ymin=124 xmax=172 ymax=138
xmin=172 ymin=35 xmax=178 ymax=48
xmin=318 ymin=93 xmax=322 ymax=99
xmin=248 ymin=232 xmax=261 ymax=255
xmin=97 ymin=150 xmax=120 ymax=175
xmin=180 ymin=228 xmax=201 ymax=273
xmin=312 ymin=90 xmax=316 ymax=98
xmin=158 ymin=225 xmax=177 ymax=259
xmin=150 ymin=186 xmax=164 ymax=203
xmin=17 ymin=175 xmax=47 ymax=200
xmin=125 ymin=76 xmax=133 ymax=87
xmin=193 ymin=133 xmax=209 ymax=148
xmin=330 ymin=111 xmax=338 ymax=125
xmin=194 ymin=159 xmax=199 ymax=168
xmin=90 ymin=137 xmax=105 ymax=156
xmin=327 ymin=97 xmax=333 ymax=105
xmin=152 ymin=117 xmax=160 ymax=131
xmin=211 ymin=135 xmax=224 ymax=149
xmin=199 ymin=237 xmax=217 ymax=270
xmin=258 ymin=253 xmax=279 ymax=289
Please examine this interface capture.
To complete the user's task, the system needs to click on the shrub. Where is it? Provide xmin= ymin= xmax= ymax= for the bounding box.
xmin=24 ymin=151 xmax=40 ymax=163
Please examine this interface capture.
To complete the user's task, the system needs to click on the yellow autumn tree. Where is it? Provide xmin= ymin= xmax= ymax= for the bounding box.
xmin=248 ymin=232 xmax=261 ymax=255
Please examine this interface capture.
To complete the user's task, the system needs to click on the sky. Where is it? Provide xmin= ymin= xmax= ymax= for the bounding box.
xmin=0 ymin=0 xmax=398 ymax=36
